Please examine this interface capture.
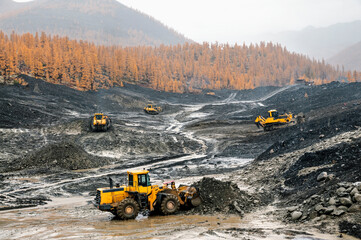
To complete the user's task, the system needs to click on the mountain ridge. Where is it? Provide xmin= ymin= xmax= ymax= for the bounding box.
xmin=327 ymin=40 xmax=361 ymax=71
xmin=0 ymin=0 xmax=190 ymax=46
xmin=267 ymin=20 xmax=361 ymax=60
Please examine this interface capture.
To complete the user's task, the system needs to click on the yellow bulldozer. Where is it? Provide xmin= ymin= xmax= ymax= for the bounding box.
xmin=255 ymin=109 xmax=294 ymax=131
xmin=90 ymin=113 xmax=111 ymax=131
xmin=94 ymin=169 xmax=201 ymax=219
xmin=144 ymin=104 xmax=162 ymax=115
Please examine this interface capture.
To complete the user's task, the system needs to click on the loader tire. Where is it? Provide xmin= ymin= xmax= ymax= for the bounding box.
xmin=116 ymin=198 xmax=139 ymax=220
xmin=160 ymin=194 xmax=180 ymax=215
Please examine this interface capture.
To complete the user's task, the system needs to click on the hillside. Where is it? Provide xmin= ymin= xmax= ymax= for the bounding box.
xmin=268 ymin=20 xmax=361 ymax=60
xmin=0 ymin=0 xmax=189 ymax=46
xmin=327 ymin=41 xmax=361 ymax=71
xmin=2 ymin=32 xmax=355 ymax=94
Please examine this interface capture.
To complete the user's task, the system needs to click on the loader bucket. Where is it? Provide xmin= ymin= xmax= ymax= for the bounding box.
xmin=187 ymin=186 xmax=202 ymax=207
xmin=190 ymin=195 xmax=202 ymax=207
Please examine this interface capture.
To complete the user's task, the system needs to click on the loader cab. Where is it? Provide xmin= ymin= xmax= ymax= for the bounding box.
xmin=127 ymin=170 xmax=151 ymax=193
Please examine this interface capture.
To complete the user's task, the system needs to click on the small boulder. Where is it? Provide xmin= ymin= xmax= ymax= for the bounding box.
xmin=232 ymin=201 xmax=243 ymax=214
xmin=339 ymin=197 xmax=353 ymax=207
xmin=348 ymin=204 xmax=361 ymax=213
xmin=291 ymin=211 xmax=303 ymax=220
xmin=325 ymin=205 xmax=336 ymax=214
xmin=315 ymin=204 xmax=326 ymax=213
xmin=328 ymin=197 xmax=337 ymax=206
xmin=338 ymin=206 xmax=349 ymax=211
xmin=309 ymin=210 xmax=318 ymax=219
xmin=353 ymin=193 xmax=361 ymax=203
xmin=310 ymin=194 xmax=320 ymax=200
xmin=327 ymin=174 xmax=335 ymax=181
xmin=332 ymin=207 xmax=346 ymax=216
xmin=356 ymin=182 xmax=361 ymax=192
xmin=287 ymin=206 xmax=298 ymax=212
xmin=317 ymin=172 xmax=327 ymax=182
xmin=350 ymin=188 xmax=359 ymax=197
xmin=338 ymin=182 xmax=351 ymax=188
xmin=337 ymin=187 xmax=348 ymax=197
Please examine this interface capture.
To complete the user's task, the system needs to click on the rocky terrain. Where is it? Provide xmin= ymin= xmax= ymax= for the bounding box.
xmin=0 ymin=75 xmax=360 ymax=239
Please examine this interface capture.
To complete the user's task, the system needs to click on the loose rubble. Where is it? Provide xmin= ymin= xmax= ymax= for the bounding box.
xmin=187 ymin=177 xmax=262 ymax=216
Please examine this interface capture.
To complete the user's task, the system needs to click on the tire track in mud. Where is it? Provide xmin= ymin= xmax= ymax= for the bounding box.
xmin=161 ymin=85 xmax=298 ymax=160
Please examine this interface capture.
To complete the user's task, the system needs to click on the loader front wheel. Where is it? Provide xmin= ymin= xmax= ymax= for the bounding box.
xmin=117 ymin=198 xmax=139 ymax=220
xmin=160 ymin=195 xmax=180 ymax=215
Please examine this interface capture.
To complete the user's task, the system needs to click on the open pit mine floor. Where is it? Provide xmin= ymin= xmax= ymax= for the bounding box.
xmin=0 ymin=76 xmax=361 ymax=239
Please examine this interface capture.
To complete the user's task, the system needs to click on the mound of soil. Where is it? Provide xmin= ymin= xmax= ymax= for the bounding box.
xmin=282 ymin=138 xmax=361 ymax=201
xmin=187 ymin=177 xmax=260 ymax=215
xmin=6 ymin=141 xmax=109 ymax=172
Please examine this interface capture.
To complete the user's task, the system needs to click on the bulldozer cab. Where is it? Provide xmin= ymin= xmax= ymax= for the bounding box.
xmin=127 ymin=170 xmax=151 ymax=194
xmin=268 ymin=110 xmax=279 ymax=119
xmin=95 ymin=114 xmax=103 ymax=120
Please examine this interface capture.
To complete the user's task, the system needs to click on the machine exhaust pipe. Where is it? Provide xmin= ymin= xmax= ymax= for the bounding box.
xmin=109 ymin=177 xmax=113 ymax=189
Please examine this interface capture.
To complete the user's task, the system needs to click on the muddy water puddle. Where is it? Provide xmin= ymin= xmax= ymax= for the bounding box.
xmin=0 ymin=197 xmax=244 ymax=239
xmin=0 ymin=197 xmax=347 ymax=240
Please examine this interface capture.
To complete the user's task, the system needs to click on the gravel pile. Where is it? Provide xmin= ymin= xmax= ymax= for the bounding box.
xmin=6 ymin=141 xmax=109 ymax=172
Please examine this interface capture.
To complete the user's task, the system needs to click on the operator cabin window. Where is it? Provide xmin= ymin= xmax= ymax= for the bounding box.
xmin=129 ymin=174 xmax=133 ymax=186
xmin=138 ymin=174 xmax=150 ymax=187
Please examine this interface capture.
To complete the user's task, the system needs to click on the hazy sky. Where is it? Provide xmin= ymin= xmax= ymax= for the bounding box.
xmin=13 ymin=0 xmax=361 ymax=44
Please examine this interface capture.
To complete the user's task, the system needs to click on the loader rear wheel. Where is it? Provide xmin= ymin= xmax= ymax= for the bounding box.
xmin=160 ymin=195 xmax=180 ymax=215
xmin=116 ymin=198 xmax=139 ymax=220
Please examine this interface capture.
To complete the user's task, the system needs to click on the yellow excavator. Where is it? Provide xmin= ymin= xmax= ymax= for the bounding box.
xmin=144 ymin=104 xmax=162 ymax=115
xmin=94 ymin=169 xmax=201 ymax=219
xmin=255 ymin=109 xmax=294 ymax=131
xmin=90 ymin=113 xmax=111 ymax=131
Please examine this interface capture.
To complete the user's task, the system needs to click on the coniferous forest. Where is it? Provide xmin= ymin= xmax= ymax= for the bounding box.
xmin=0 ymin=31 xmax=358 ymax=92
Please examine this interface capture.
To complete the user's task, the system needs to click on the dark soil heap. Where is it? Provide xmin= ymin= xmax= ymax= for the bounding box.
xmin=339 ymin=221 xmax=361 ymax=239
xmin=7 ymin=141 xmax=109 ymax=172
xmin=188 ymin=177 xmax=260 ymax=215
xmin=283 ymin=138 xmax=361 ymax=195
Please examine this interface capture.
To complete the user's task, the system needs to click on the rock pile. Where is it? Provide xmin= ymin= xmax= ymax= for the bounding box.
xmin=287 ymin=182 xmax=361 ymax=221
xmin=187 ymin=177 xmax=261 ymax=216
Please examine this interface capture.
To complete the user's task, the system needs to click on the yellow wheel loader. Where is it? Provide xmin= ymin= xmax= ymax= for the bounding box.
xmin=144 ymin=104 xmax=162 ymax=115
xmin=94 ymin=169 xmax=201 ymax=219
xmin=255 ymin=109 xmax=294 ymax=131
xmin=90 ymin=113 xmax=111 ymax=131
